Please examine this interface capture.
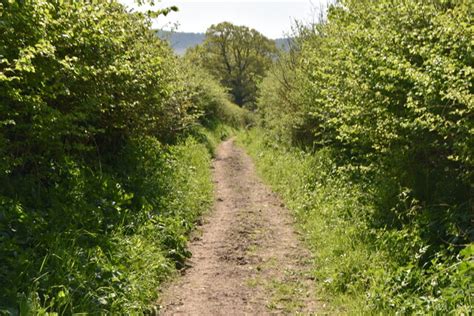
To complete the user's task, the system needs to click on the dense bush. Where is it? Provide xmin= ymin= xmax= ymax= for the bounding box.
xmin=179 ymin=62 xmax=255 ymax=129
xmin=255 ymin=0 xmax=473 ymax=313
xmin=1 ymin=136 xmax=213 ymax=314
xmin=240 ymin=130 xmax=472 ymax=313
xmin=257 ymin=46 xmax=305 ymax=145
xmin=0 ymin=0 xmax=241 ymax=313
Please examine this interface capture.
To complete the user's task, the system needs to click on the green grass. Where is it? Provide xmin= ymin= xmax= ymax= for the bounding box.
xmin=1 ymin=135 xmax=216 ymax=314
xmin=265 ymin=278 xmax=307 ymax=312
xmin=237 ymin=129 xmax=473 ymax=314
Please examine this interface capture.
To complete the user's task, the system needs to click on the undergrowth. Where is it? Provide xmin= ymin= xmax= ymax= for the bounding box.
xmin=238 ymin=129 xmax=473 ymax=314
xmin=0 ymin=0 xmax=251 ymax=313
xmin=1 ymin=134 xmax=215 ymax=314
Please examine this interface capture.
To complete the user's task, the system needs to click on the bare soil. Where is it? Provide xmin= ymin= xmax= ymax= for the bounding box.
xmin=158 ymin=139 xmax=322 ymax=315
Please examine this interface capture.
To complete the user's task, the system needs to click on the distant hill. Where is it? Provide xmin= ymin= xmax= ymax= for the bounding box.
xmin=157 ymin=31 xmax=205 ymax=55
xmin=275 ymin=38 xmax=292 ymax=52
xmin=157 ymin=30 xmax=290 ymax=55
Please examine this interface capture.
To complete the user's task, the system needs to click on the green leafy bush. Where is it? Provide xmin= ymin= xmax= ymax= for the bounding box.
xmin=239 ymin=129 xmax=473 ymax=313
xmin=177 ymin=62 xmax=255 ymax=129
xmin=0 ymin=0 xmax=232 ymax=313
xmin=254 ymin=2 xmax=473 ymax=311
xmin=0 ymin=134 xmax=214 ymax=313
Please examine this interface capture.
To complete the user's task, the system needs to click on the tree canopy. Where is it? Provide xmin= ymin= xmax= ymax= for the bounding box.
xmin=187 ymin=22 xmax=277 ymax=108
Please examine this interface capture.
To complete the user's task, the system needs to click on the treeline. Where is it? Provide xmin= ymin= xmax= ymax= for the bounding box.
xmin=0 ymin=0 xmax=248 ymax=313
xmin=186 ymin=22 xmax=277 ymax=108
xmin=249 ymin=0 xmax=472 ymax=313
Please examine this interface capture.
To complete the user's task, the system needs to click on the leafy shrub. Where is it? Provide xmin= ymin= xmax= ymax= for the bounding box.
xmin=292 ymin=0 xmax=473 ymax=244
xmin=239 ymin=129 xmax=473 ymax=313
xmin=255 ymin=2 xmax=472 ymax=312
xmin=0 ymin=0 xmax=228 ymax=313
xmin=177 ymin=62 xmax=255 ymax=129
xmin=0 ymin=135 xmax=214 ymax=314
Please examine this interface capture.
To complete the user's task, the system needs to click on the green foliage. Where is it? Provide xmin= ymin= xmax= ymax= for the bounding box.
xmin=0 ymin=0 xmax=234 ymax=313
xmin=0 ymin=135 xmax=214 ymax=314
xmin=177 ymin=61 xmax=255 ymax=129
xmin=186 ymin=22 xmax=277 ymax=108
xmin=301 ymin=0 xmax=473 ymax=175
xmin=239 ymin=129 xmax=473 ymax=314
xmin=254 ymin=0 xmax=472 ymax=312
xmin=257 ymin=47 xmax=307 ymax=146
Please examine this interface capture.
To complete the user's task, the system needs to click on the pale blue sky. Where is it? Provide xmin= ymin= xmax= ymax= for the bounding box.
xmin=118 ymin=0 xmax=330 ymax=39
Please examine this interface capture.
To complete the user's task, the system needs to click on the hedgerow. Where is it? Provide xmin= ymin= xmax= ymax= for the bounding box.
xmin=0 ymin=0 xmax=242 ymax=313
xmin=240 ymin=129 xmax=472 ymax=313
xmin=255 ymin=0 xmax=473 ymax=313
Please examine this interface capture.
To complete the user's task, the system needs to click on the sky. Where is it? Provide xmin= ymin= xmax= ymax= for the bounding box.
xmin=118 ymin=0 xmax=331 ymax=39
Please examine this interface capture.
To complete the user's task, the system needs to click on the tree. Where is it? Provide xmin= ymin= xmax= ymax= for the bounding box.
xmin=187 ymin=22 xmax=277 ymax=108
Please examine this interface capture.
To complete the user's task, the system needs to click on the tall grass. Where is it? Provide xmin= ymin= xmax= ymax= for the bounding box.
xmin=238 ymin=129 xmax=473 ymax=314
xmin=1 ymin=135 xmax=214 ymax=314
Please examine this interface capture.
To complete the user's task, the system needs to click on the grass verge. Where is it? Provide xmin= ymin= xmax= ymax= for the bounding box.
xmin=1 ymin=131 xmax=221 ymax=314
xmin=237 ymin=129 xmax=473 ymax=314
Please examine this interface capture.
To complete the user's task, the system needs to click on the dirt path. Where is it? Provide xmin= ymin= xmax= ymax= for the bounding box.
xmin=158 ymin=139 xmax=321 ymax=315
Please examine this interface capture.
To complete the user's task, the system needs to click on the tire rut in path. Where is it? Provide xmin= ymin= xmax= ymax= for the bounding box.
xmin=158 ymin=139 xmax=321 ymax=315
